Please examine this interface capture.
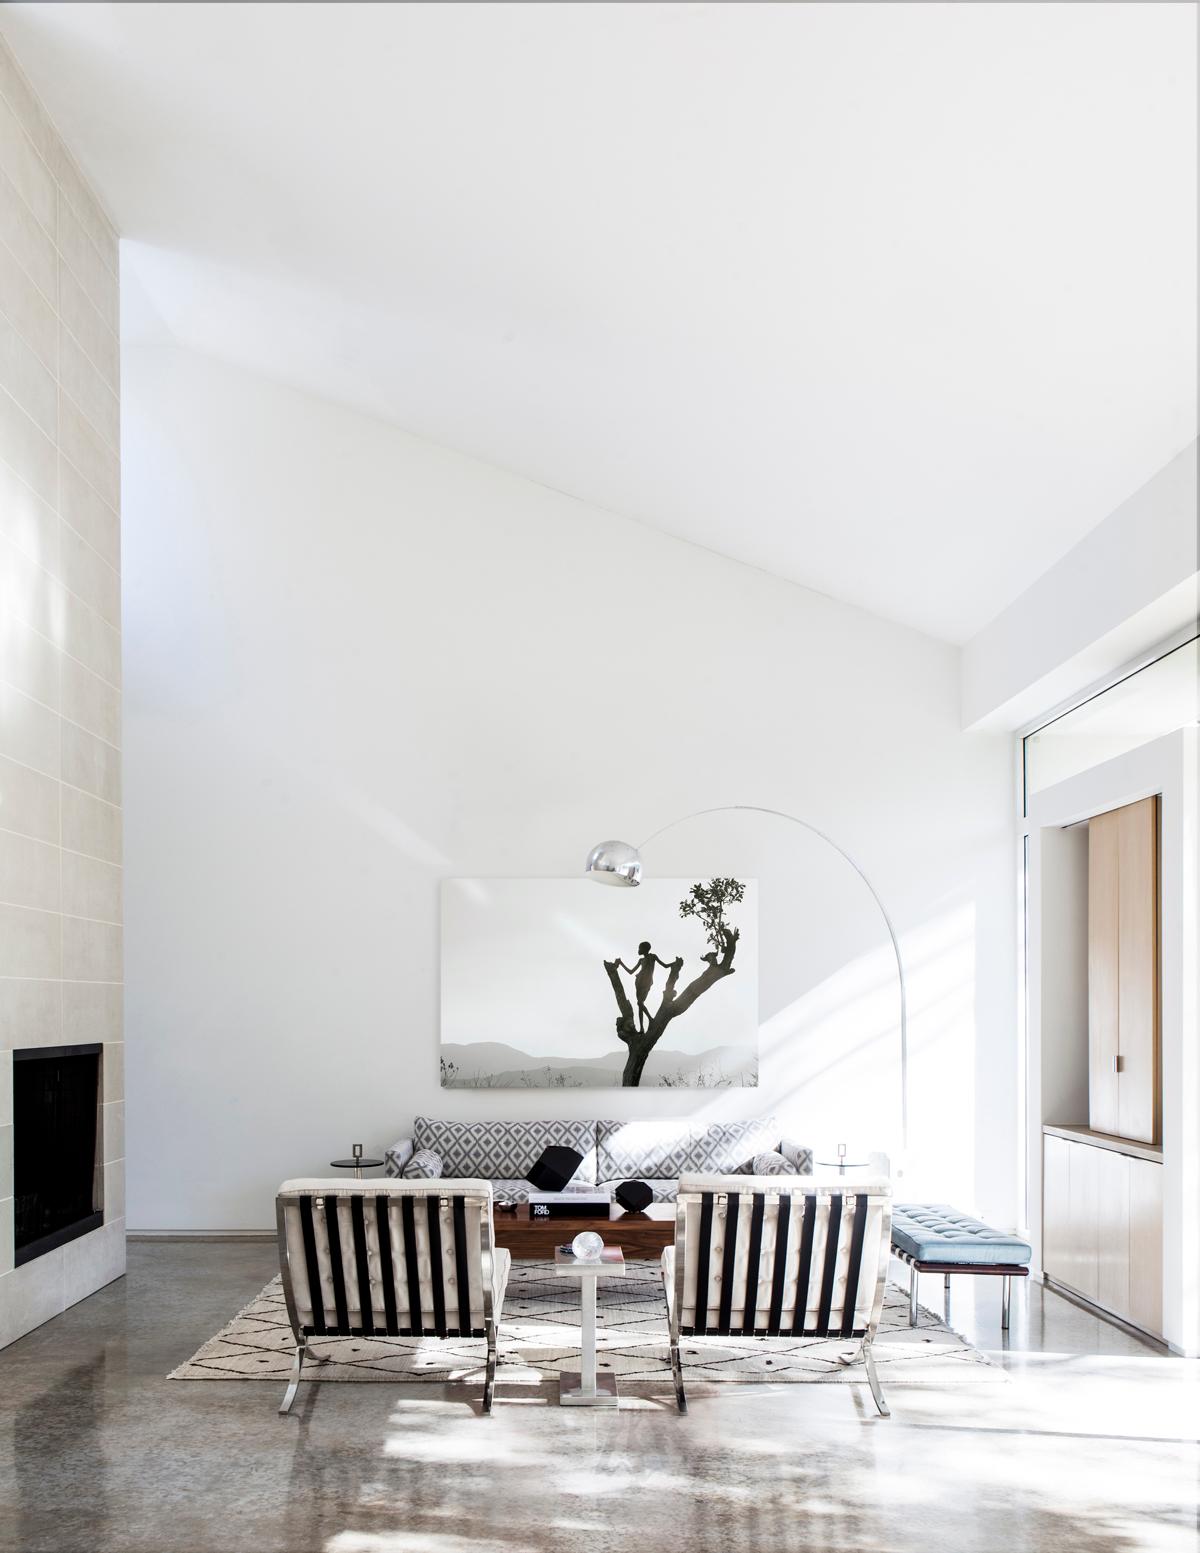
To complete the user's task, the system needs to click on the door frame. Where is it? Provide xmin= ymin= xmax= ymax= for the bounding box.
xmin=1023 ymin=728 xmax=1198 ymax=1354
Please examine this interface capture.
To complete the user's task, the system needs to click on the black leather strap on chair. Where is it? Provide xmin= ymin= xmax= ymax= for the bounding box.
xmin=298 ymin=1195 xmax=326 ymax=1336
xmin=815 ymin=1191 xmax=842 ymax=1336
xmin=741 ymin=1192 xmax=765 ymax=1335
xmin=766 ymin=1193 xmax=792 ymax=1336
xmin=323 ymin=1196 xmax=350 ymax=1333
xmin=451 ymin=1194 xmax=472 ymax=1336
xmin=426 ymin=1196 xmax=447 ymax=1336
xmin=350 ymin=1196 xmax=374 ymax=1337
xmin=693 ymin=1193 xmax=715 ymax=1336
xmin=717 ymin=1194 xmax=739 ymax=1334
xmin=400 ymin=1194 xmax=423 ymax=1335
xmin=840 ymin=1194 xmax=869 ymax=1339
xmin=375 ymin=1194 xmax=399 ymax=1336
xmin=791 ymin=1192 xmax=817 ymax=1336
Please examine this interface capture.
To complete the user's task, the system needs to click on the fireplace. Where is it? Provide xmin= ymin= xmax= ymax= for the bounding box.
xmin=13 ymin=1045 xmax=104 ymax=1266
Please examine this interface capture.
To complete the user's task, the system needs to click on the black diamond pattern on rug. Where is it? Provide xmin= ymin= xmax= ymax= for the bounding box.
xmin=169 ymin=1259 xmax=1004 ymax=1388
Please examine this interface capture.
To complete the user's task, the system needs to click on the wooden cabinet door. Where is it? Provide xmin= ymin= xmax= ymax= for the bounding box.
xmin=1117 ymin=797 xmax=1159 ymax=1144
xmin=1043 ymin=1136 xmax=1160 ymax=1337
xmin=1042 ymin=1134 xmax=1072 ymax=1284
xmin=1127 ymin=1158 xmax=1163 ymax=1337
xmin=1066 ymin=1140 xmax=1100 ymax=1300
xmin=1094 ymin=1146 xmax=1130 ymax=1318
xmin=1088 ymin=809 xmax=1120 ymax=1134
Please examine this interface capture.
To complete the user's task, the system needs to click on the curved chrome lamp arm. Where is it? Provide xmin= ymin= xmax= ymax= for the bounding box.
xmin=633 ymin=804 xmax=908 ymax=1156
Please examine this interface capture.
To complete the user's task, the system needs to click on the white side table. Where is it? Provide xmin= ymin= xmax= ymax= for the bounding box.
xmin=554 ymin=1245 xmax=625 ymax=1408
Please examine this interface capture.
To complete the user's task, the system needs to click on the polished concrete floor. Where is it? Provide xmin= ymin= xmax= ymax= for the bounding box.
xmin=0 ymin=1242 xmax=1196 ymax=1553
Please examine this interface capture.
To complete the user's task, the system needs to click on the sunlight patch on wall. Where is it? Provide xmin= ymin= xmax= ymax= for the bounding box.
xmin=759 ymin=904 xmax=976 ymax=1199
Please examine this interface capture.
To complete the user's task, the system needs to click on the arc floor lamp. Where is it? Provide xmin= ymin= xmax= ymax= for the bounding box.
xmin=585 ymin=805 xmax=908 ymax=1157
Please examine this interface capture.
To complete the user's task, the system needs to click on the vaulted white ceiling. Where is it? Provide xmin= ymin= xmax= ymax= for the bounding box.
xmin=4 ymin=2 xmax=1195 ymax=642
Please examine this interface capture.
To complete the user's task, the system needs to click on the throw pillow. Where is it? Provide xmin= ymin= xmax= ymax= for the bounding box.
xmin=751 ymin=1149 xmax=793 ymax=1176
xmin=402 ymin=1148 xmax=443 ymax=1180
xmin=384 ymin=1138 xmax=415 ymax=1177
xmin=779 ymin=1139 xmax=815 ymax=1174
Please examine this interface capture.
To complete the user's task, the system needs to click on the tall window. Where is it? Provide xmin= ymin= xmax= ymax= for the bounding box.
xmin=1022 ymin=634 xmax=1199 ymax=809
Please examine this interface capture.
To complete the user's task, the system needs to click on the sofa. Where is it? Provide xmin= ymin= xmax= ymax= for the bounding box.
xmin=384 ymin=1116 xmax=814 ymax=1206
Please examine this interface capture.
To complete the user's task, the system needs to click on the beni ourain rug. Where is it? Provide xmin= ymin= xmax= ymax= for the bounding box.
xmin=170 ymin=1259 xmax=1005 ymax=1388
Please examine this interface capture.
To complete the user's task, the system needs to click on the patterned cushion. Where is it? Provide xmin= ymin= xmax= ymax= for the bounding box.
xmin=383 ymin=1138 xmax=414 ymax=1178
xmin=891 ymin=1204 xmax=1032 ymax=1267
xmin=402 ymin=1148 xmax=442 ymax=1180
xmin=412 ymin=1118 xmax=599 ymax=1183
xmin=779 ymin=1139 xmax=815 ymax=1174
xmin=595 ymin=1118 xmax=780 ymax=1179
xmin=490 ymin=1179 xmax=532 ymax=1208
xmin=750 ymin=1150 xmax=792 ymax=1175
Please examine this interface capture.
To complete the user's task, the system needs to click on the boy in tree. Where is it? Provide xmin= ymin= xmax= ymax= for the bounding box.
xmin=615 ymin=941 xmax=683 ymax=1033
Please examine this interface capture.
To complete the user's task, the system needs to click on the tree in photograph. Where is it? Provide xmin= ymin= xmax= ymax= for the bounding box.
xmin=603 ymin=878 xmax=745 ymax=1086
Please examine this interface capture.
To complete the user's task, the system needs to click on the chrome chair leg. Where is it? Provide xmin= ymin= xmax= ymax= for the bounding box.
xmin=279 ymin=1342 xmax=304 ymax=1416
xmin=483 ymin=1324 xmax=497 ymax=1415
xmin=669 ymin=1334 xmax=688 ymax=1414
xmin=1001 ymin=1275 xmax=1012 ymax=1331
xmin=862 ymin=1335 xmax=890 ymax=1419
xmin=909 ymin=1262 xmax=918 ymax=1327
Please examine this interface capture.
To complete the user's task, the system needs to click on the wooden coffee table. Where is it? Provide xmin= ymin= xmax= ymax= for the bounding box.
xmin=494 ymin=1202 xmax=675 ymax=1260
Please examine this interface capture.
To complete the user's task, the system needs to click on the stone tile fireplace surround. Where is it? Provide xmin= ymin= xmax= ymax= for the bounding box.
xmin=0 ymin=39 xmax=124 ymax=1347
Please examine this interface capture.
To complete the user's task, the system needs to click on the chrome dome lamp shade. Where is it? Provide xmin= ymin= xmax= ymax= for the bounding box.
xmin=584 ymin=839 xmax=642 ymax=887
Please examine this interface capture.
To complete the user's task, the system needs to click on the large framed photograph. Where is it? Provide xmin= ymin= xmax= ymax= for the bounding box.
xmin=440 ymin=877 xmax=757 ymax=1088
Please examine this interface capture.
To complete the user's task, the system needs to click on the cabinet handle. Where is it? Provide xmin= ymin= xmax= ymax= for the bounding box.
xmin=1112 ymin=1055 xmax=1123 ymax=1073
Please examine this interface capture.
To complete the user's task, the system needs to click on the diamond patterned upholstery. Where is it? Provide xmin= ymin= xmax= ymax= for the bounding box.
xmin=401 ymin=1148 xmax=443 ymax=1179
xmin=595 ymin=1118 xmax=782 ymax=1179
xmin=412 ymin=1117 xmax=600 ymax=1183
xmin=384 ymin=1119 xmax=814 ymax=1198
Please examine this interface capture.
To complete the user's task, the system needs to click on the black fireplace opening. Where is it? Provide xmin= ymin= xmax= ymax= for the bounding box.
xmin=14 ymin=1044 xmax=104 ymax=1266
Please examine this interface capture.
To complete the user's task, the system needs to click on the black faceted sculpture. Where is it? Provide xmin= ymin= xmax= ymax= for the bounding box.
xmin=527 ymin=1145 xmax=584 ymax=1193
xmin=614 ymin=1179 xmax=654 ymax=1213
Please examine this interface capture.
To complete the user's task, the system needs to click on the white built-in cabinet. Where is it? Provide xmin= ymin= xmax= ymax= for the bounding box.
xmin=1042 ymin=1128 xmax=1162 ymax=1337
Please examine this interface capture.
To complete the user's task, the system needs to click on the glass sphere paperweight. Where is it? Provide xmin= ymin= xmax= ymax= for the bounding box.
xmin=571 ymin=1230 xmax=604 ymax=1261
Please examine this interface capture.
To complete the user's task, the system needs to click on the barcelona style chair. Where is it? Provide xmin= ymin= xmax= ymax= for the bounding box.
xmin=274 ymin=1178 xmax=510 ymax=1415
xmin=663 ymin=1173 xmax=894 ymax=1415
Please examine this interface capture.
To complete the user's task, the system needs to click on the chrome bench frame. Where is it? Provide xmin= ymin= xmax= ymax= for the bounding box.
xmin=891 ymin=1243 xmax=1029 ymax=1331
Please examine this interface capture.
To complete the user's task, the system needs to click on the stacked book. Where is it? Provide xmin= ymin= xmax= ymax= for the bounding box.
xmin=528 ymin=1187 xmax=613 ymax=1220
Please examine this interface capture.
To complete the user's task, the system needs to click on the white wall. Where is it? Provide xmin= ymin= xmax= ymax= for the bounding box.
xmin=122 ymin=344 xmax=1016 ymax=1231
xmin=962 ymin=439 xmax=1198 ymax=730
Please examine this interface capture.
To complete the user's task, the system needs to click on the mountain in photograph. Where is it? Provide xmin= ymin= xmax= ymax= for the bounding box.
xmin=439 ymin=1042 xmax=758 ymax=1089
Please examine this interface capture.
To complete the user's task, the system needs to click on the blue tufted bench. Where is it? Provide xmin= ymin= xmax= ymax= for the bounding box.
xmin=891 ymin=1204 xmax=1032 ymax=1330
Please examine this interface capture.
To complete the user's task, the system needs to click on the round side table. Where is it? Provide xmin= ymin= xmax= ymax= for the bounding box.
xmin=330 ymin=1157 xmax=384 ymax=1180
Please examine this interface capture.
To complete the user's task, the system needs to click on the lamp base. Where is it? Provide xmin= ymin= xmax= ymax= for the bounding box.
xmin=559 ymin=1371 xmax=620 ymax=1408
